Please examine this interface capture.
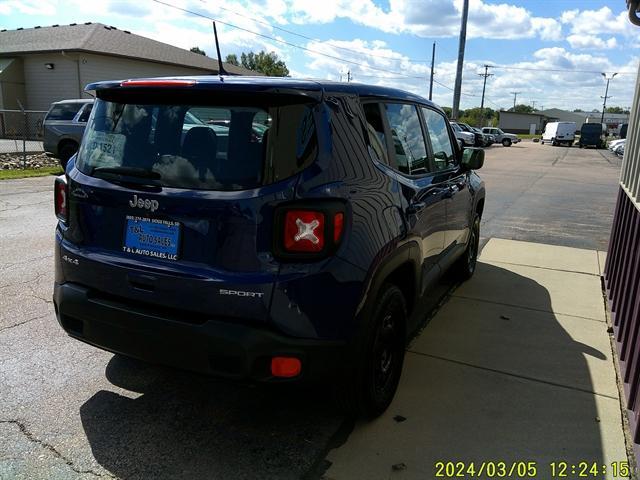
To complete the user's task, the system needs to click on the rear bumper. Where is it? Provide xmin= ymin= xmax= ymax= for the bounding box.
xmin=53 ymin=282 xmax=346 ymax=382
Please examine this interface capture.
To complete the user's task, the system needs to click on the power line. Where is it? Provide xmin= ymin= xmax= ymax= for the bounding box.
xmin=490 ymin=64 xmax=636 ymax=75
xmin=196 ymin=0 xmax=436 ymax=64
xmin=150 ymin=0 xmax=428 ymax=79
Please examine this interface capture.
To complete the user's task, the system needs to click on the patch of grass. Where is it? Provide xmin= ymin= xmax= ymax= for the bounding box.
xmin=0 ymin=166 xmax=63 ymax=180
xmin=516 ymin=134 xmax=541 ymax=139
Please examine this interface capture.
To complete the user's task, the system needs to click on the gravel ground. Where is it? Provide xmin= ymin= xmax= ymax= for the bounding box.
xmin=0 ymin=153 xmax=60 ymax=170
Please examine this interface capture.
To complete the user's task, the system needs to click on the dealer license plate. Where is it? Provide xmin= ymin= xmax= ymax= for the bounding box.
xmin=123 ymin=216 xmax=180 ymax=260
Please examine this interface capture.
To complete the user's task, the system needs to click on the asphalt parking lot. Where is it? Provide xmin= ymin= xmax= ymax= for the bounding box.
xmin=0 ymin=142 xmax=623 ymax=479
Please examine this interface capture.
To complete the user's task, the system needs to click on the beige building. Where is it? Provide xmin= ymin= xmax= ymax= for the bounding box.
xmin=0 ymin=22 xmax=256 ymax=111
xmin=498 ymin=110 xmax=547 ymax=134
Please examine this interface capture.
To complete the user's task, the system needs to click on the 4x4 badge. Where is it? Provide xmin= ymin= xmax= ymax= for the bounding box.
xmin=129 ymin=194 xmax=159 ymax=212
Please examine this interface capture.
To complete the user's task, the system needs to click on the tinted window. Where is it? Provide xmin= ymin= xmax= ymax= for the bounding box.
xmin=76 ymin=99 xmax=317 ymax=191
xmin=363 ymin=103 xmax=389 ymax=164
xmin=382 ymin=103 xmax=428 ymax=175
xmin=78 ymin=104 xmax=93 ymax=122
xmin=422 ymin=108 xmax=457 ymax=171
xmin=46 ymin=103 xmax=84 ymax=121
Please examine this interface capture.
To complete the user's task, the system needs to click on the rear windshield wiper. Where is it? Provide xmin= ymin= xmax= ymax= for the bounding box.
xmin=92 ymin=166 xmax=161 ymax=180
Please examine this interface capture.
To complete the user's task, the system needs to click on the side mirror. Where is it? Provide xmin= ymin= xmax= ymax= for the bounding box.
xmin=461 ymin=147 xmax=484 ymax=170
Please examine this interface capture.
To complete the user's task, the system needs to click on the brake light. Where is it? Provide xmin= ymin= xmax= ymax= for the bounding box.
xmin=119 ymin=79 xmax=197 ymax=87
xmin=284 ymin=210 xmax=325 ymax=252
xmin=54 ymin=176 xmax=67 ymax=222
xmin=271 ymin=357 xmax=302 ymax=378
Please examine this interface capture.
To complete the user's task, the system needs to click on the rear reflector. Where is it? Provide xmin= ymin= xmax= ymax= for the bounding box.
xmin=333 ymin=212 xmax=344 ymax=243
xmin=283 ymin=210 xmax=325 ymax=253
xmin=54 ymin=176 xmax=67 ymax=222
xmin=120 ymin=79 xmax=197 ymax=87
xmin=271 ymin=357 xmax=302 ymax=378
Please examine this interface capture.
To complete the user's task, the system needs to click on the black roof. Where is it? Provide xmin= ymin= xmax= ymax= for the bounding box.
xmin=85 ymin=75 xmax=439 ymax=109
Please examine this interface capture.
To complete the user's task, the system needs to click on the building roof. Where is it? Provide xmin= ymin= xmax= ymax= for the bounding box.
xmin=499 ymin=110 xmax=546 ymax=117
xmin=0 ymin=23 xmax=255 ymax=76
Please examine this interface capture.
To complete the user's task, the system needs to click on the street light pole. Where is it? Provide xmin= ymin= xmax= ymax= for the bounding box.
xmin=600 ymin=72 xmax=618 ymax=124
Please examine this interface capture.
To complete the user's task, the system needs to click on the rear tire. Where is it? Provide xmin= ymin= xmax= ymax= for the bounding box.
xmin=502 ymin=138 xmax=512 ymax=147
xmin=453 ymin=214 xmax=480 ymax=281
xmin=335 ymin=284 xmax=407 ymax=419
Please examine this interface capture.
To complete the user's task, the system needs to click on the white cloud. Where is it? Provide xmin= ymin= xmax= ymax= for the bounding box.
xmin=561 ymin=6 xmax=635 ymax=37
xmin=567 ymin=34 xmax=618 ymax=50
xmin=299 ymin=38 xmax=638 ymax=113
xmin=281 ymin=0 xmax=561 ymax=41
xmin=0 ymin=0 xmax=56 ymax=16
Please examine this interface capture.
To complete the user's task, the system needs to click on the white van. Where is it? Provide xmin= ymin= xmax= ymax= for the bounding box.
xmin=541 ymin=122 xmax=576 ymax=147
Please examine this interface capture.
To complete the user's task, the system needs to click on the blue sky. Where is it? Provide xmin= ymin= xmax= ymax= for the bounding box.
xmin=1 ymin=0 xmax=638 ymax=111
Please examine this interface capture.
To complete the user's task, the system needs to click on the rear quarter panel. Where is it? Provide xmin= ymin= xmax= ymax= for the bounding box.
xmin=271 ymin=95 xmax=406 ymax=341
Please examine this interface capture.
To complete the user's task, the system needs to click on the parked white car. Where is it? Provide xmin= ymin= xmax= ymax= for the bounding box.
xmin=481 ymin=127 xmax=520 ymax=147
xmin=609 ymin=139 xmax=625 ymax=151
xmin=611 ymin=139 xmax=626 ymax=156
xmin=450 ymin=122 xmax=475 ymax=146
xmin=541 ymin=122 xmax=576 ymax=147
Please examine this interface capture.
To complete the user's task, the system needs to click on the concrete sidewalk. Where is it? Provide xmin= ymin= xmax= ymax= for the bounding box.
xmin=324 ymin=239 xmax=628 ymax=480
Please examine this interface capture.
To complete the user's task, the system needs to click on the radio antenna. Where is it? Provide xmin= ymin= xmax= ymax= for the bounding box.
xmin=212 ymin=21 xmax=228 ymax=78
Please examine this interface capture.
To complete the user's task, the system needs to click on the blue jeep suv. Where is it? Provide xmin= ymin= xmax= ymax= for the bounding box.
xmin=53 ymin=76 xmax=485 ymax=418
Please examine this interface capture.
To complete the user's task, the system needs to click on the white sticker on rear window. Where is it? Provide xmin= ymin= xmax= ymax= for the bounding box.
xmin=84 ymin=130 xmax=125 ymax=167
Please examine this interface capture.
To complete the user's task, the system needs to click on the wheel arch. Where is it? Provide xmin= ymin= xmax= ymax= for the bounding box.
xmin=358 ymin=242 xmax=421 ymax=322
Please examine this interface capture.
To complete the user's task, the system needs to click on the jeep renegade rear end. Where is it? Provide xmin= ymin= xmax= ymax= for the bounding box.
xmin=53 ymin=76 xmax=485 ymax=417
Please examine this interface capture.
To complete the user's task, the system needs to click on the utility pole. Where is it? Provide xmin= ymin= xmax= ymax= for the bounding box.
xmin=600 ymin=72 xmax=617 ymax=124
xmin=347 ymin=70 xmax=352 ymax=83
xmin=477 ymin=65 xmax=493 ymax=127
xmin=510 ymin=91 xmax=521 ymax=110
xmin=451 ymin=0 xmax=469 ymax=120
xmin=429 ymin=42 xmax=436 ymax=101
xmin=531 ymin=100 xmax=537 ymax=110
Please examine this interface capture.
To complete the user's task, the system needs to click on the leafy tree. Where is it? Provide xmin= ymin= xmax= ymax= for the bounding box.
xmin=225 ymin=54 xmax=240 ymax=66
xmin=606 ymin=106 xmax=628 ymax=114
xmin=441 ymin=106 xmax=453 ymax=119
xmin=190 ymin=46 xmax=206 ymax=56
xmin=239 ymin=51 xmax=289 ymax=76
xmin=509 ymin=104 xmax=534 ymax=114
xmin=573 ymin=108 xmax=584 ymax=112
xmin=459 ymin=107 xmax=497 ymax=127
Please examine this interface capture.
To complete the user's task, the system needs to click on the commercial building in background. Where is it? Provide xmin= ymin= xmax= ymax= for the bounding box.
xmin=536 ymin=109 xmax=588 ymax=130
xmin=604 ymin=65 xmax=640 ymax=461
xmin=584 ymin=112 xmax=630 ymax=133
xmin=498 ymin=110 xmax=547 ymax=134
xmin=0 ymin=23 xmax=256 ymax=112
xmin=0 ymin=22 xmax=257 ymax=145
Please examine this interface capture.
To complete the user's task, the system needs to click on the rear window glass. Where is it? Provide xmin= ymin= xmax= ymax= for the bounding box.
xmin=46 ymin=103 xmax=84 ymax=121
xmin=76 ymin=98 xmax=318 ymax=191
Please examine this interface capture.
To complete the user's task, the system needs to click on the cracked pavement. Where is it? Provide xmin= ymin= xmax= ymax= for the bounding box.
xmin=0 ymin=144 xmax=623 ymax=479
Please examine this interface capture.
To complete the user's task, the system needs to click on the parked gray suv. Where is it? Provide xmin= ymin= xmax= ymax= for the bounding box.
xmin=43 ymin=99 xmax=93 ymax=167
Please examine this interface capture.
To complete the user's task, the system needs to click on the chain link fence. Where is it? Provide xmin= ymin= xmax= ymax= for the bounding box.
xmin=0 ymin=109 xmax=48 ymax=169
